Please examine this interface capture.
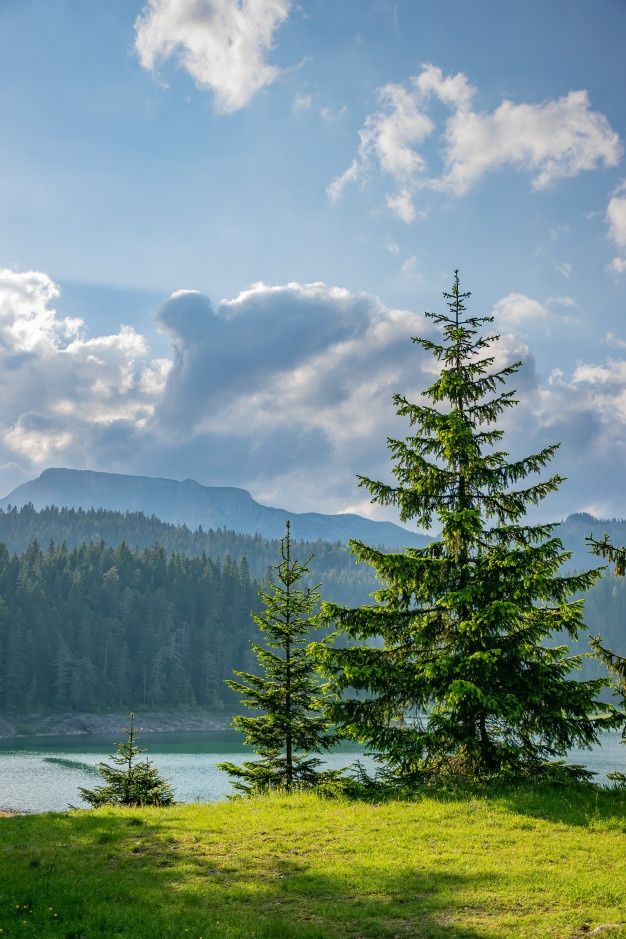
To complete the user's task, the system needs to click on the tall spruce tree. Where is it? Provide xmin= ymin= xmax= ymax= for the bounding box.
xmin=587 ymin=535 xmax=626 ymax=784
xmin=219 ymin=521 xmax=337 ymax=794
xmin=318 ymin=272 xmax=613 ymax=780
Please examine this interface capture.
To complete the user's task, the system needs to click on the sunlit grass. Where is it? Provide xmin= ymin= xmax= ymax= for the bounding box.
xmin=1 ymin=786 xmax=626 ymax=937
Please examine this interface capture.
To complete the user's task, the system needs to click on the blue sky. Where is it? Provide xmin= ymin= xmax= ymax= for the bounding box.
xmin=0 ymin=0 xmax=625 ymax=523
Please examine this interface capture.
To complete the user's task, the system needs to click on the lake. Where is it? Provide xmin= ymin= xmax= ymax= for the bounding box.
xmin=0 ymin=730 xmax=624 ymax=814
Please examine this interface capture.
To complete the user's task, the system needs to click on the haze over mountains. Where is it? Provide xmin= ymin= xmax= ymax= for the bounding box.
xmin=0 ymin=468 xmax=428 ymax=549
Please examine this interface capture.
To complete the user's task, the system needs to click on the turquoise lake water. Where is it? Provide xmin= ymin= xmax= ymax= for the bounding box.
xmin=0 ymin=730 xmax=623 ymax=813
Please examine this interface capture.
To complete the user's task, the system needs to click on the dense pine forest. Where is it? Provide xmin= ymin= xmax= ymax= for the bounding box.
xmin=0 ymin=540 xmax=260 ymax=714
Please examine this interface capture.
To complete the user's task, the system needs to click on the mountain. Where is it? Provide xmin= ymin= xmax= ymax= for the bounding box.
xmin=0 ymin=468 xmax=428 ymax=549
xmin=558 ymin=513 xmax=626 ymax=571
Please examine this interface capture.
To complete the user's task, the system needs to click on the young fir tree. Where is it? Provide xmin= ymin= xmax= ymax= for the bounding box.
xmin=317 ymin=272 xmax=613 ymax=781
xmin=587 ymin=535 xmax=626 ymax=784
xmin=219 ymin=521 xmax=337 ymax=794
xmin=80 ymin=713 xmax=174 ymax=806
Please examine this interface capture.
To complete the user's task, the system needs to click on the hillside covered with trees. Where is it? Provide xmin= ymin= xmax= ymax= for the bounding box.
xmin=0 ymin=540 xmax=259 ymax=714
xmin=0 ymin=504 xmax=378 ymax=606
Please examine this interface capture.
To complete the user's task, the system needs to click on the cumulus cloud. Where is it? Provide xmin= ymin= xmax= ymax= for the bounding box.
xmin=492 ymin=293 xmax=549 ymax=329
xmin=135 ymin=0 xmax=291 ymax=113
xmin=329 ymin=63 xmax=621 ymax=222
xmin=0 ymin=269 xmax=170 ymax=470
xmin=490 ymin=292 xmax=579 ymax=334
xmin=607 ymin=181 xmax=626 ymax=275
xmin=152 ymin=281 xmax=434 ymax=509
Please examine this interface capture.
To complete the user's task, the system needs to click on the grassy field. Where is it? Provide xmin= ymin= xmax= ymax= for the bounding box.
xmin=1 ymin=786 xmax=626 ymax=938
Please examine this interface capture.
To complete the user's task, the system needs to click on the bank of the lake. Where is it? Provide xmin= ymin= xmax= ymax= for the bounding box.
xmin=2 ymin=787 xmax=626 ymax=937
xmin=0 ymin=708 xmax=231 ymax=739
xmin=0 ymin=729 xmax=624 ymax=814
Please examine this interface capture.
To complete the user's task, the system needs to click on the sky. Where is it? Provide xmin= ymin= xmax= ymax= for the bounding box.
xmin=0 ymin=0 xmax=625 ymax=524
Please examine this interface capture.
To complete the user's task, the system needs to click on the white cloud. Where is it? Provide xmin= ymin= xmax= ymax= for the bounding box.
xmin=571 ymin=357 xmax=626 ymax=386
xmin=490 ymin=291 xmax=579 ymax=337
xmin=607 ymin=181 xmax=626 ymax=275
xmin=438 ymin=90 xmax=620 ymax=196
xmin=329 ymin=63 xmax=621 ymax=222
xmin=0 ymin=269 xmax=170 ymax=470
xmin=492 ymin=293 xmax=549 ymax=328
xmin=135 ymin=0 xmax=291 ymax=114
xmin=400 ymin=256 xmax=420 ymax=278
xmin=606 ymin=331 xmax=626 ymax=349
xmin=0 ymin=269 xmax=81 ymax=353
xmin=327 ymin=81 xmax=433 ymax=208
xmin=3 ymin=266 xmax=626 ymax=521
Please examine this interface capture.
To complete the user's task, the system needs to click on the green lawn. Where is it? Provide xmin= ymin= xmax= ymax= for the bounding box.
xmin=1 ymin=787 xmax=626 ymax=938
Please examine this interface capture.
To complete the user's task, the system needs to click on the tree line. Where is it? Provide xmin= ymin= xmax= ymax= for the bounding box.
xmin=0 ymin=504 xmax=377 ymax=606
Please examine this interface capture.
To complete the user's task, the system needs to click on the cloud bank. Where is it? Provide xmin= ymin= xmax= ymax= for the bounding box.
xmin=329 ymin=64 xmax=621 ymax=223
xmin=0 ymin=268 xmax=170 ymax=483
xmin=135 ymin=0 xmax=291 ymax=113
xmin=1 ymin=267 xmax=626 ymax=520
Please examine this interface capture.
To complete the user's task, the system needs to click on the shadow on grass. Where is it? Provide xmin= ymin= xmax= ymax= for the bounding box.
xmin=364 ymin=779 xmax=626 ymax=829
xmin=0 ymin=808 xmax=492 ymax=938
xmin=492 ymin=782 xmax=626 ymax=828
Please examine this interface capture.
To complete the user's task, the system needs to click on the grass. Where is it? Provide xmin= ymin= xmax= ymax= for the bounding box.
xmin=1 ymin=786 xmax=626 ymax=938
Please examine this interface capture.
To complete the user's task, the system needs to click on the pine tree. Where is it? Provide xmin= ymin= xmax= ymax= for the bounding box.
xmin=80 ymin=713 xmax=174 ymax=806
xmin=219 ymin=521 xmax=337 ymax=794
xmin=587 ymin=535 xmax=626 ymax=784
xmin=318 ymin=271 xmax=613 ymax=781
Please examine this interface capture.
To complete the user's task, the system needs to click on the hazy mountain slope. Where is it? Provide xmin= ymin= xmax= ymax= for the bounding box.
xmin=0 ymin=504 xmax=381 ymax=606
xmin=558 ymin=512 xmax=626 ymax=571
xmin=1 ymin=468 xmax=429 ymax=549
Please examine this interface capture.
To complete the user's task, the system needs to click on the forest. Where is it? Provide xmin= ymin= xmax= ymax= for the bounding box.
xmin=0 ymin=504 xmax=377 ymax=604
xmin=0 ymin=540 xmax=260 ymax=713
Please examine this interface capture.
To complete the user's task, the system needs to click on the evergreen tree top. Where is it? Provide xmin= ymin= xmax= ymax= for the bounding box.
xmin=357 ymin=269 xmax=564 ymax=535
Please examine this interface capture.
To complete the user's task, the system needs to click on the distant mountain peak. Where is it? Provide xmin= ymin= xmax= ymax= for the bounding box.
xmin=0 ymin=468 xmax=428 ymax=549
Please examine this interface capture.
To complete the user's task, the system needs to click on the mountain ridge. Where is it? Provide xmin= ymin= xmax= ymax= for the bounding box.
xmin=0 ymin=468 xmax=428 ymax=549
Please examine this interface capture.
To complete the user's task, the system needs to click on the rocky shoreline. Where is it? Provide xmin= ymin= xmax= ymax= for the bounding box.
xmin=0 ymin=710 xmax=231 ymax=739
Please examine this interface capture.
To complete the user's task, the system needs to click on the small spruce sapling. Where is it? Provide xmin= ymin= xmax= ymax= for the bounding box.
xmin=219 ymin=520 xmax=337 ymax=794
xmin=80 ymin=713 xmax=174 ymax=806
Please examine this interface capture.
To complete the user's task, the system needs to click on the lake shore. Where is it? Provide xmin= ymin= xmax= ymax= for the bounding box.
xmin=0 ymin=709 xmax=232 ymax=739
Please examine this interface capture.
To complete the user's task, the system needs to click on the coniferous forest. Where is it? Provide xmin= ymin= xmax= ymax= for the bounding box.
xmin=0 ymin=504 xmax=378 ymax=604
xmin=0 ymin=540 xmax=259 ymax=713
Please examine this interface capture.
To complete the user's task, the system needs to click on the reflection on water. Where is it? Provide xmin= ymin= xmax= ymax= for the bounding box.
xmin=0 ymin=730 xmax=623 ymax=814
